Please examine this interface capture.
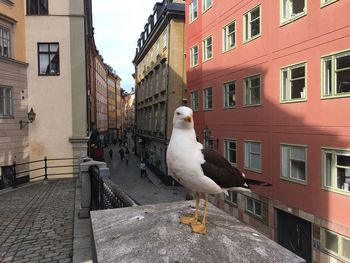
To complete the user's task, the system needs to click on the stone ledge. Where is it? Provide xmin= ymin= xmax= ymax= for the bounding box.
xmin=90 ymin=201 xmax=305 ymax=263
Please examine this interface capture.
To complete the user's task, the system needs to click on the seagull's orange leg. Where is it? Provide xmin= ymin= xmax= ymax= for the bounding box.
xmin=191 ymin=194 xmax=208 ymax=234
xmin=180 ymin=192 xmax=199 ymax=225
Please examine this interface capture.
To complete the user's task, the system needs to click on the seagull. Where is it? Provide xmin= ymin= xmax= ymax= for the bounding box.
xmin=166 ymin=106 xmax=271 ymax=234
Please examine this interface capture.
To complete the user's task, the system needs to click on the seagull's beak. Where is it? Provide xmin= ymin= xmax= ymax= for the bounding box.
xmin=183 ymin=115 xmax=192 ymax=122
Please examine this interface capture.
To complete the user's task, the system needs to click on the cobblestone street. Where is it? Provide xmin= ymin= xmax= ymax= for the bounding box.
xmin=0 ymin=179 xmax=75 ymax=263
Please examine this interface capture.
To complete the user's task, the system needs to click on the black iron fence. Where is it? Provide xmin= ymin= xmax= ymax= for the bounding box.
xmin=0 ymin=157 xmax=79 ymax=189
xmin=89 ymin=165 xmax=137 ymax=210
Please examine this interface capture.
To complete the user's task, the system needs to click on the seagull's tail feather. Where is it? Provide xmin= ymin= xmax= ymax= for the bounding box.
xmin=245 ymin=178 xmax=272 ymax=187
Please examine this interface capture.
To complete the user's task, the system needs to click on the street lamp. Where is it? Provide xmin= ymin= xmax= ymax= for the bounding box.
xmin=19 ymin=107 xmax=36 ymax=130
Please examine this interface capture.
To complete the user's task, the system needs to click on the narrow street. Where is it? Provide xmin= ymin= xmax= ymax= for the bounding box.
xmin=104 ymin=138 xmax=187 ymax=205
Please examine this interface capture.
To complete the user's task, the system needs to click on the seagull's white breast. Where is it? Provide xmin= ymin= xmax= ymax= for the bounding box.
xmin=167 ymin=128 xmax=223 ymax=195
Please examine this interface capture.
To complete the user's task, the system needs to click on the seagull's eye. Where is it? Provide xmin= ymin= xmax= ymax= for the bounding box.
xmin=176 ymin=112 xmax=180 ymax=116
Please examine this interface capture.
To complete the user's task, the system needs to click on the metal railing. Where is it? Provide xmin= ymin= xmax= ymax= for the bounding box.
xmin=89 ymin=165 xmax=137 ymax=210
xmin=1 ymin=157 xmax=80 ymax=189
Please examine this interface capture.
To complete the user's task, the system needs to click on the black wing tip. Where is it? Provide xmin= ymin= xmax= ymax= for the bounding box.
xmin=245 ymin=178 xmax=272 ymax=187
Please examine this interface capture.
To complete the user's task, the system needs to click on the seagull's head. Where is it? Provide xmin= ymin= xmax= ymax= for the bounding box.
xmin=173 ymin=106 xmax=194 ymax=130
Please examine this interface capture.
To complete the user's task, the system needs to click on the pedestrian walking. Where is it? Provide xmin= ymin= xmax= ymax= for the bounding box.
xmin=118 ymin=148 xmax=124 ymax=161
xmin=109 ymin=149 xmax=113 ymax=160
xmin=125 ymin=148 xmax=130 ymax=166
xmin=140 ymin=160 xmax=146 ymax=178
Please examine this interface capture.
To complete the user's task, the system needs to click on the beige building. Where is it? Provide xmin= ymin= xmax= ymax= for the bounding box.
xmin=25 ymin=0 xmax=88 ymax=176
xmin=133 ymin=0 xmax=186 ymax=184
xmin=94 ymin=54 xmax=107 ymax=147
xmin=116 ymin=76 xmax=122 ymax=138
xmin=0 ymin=0 xmax=28 ymax=185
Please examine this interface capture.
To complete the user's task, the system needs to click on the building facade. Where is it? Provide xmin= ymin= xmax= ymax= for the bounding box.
xmin=106 ymin=67 xmax=119 ymax=143
xmin=134 ymin=0 xmax=186 ymax=183
xmin=94 ymin=53 xmax=108 ymax=147
xmin=186 ymin=0 xmax=349 ymax=262
xmin=24 ymin=0 xmax=88 ymax=176
xmin=116 ymin=75 xmax=122 ymax=138
xmin=0 ymin=0 xmax=28 ymax=185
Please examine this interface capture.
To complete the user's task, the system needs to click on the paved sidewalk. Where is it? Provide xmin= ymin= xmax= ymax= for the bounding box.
xmin=0 ymin=179 xmax=75 ymax=263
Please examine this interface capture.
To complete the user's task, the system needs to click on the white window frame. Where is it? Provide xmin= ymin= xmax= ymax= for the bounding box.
xmin=202 ymin=35 xmax=213 ymax=62
xmin=243 ymin=5 xmax=261 ymax=42
xmin=224 ymin=139 xmax=237 ymax=166
xmin=320 ymin=228 xmax=350 ymax=262
xmin=244 ymin=74 xmax=261 ymax=106
xmin=225 ymin=191 xmax=237 ymax=206
xmin=0 ymin=86 xmax=12 ymax=117
xmin=202 ymin=0 xmax=213 ymax=13
xmin=190 ymin=91 xmax=199 ymax=112
xmin=281 ymin=144 xmax=307 ymax=184
xmin=223 ymin=21 xmax=236 ymax=52
xmin=245 ymin=197 xmax=263 ymax=218
xmin=203 ymin=87 xmax=213 ymax=110
xmin=281 ymin=62 xmax=307 ymax=102
xmin=190 ymin=44 xmax=199 ymax=68
xmin=322 ymin=148 xmax=350 ymax=195
xmin=223 ymin=81 xmax=236 ymax=108
xmin=189 ymin=0 xmax=198 ymax=23
xmin=244 ymin=140 xmax=261 ymax=172
xmin=322 ymin=50 xmax=350 ymax=99
xmin=281 ymin=0 xmax=307 ymax=25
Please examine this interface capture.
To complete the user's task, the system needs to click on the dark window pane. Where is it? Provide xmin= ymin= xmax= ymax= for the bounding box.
xmin=39 ymin=0 xmax=48 ymax=15
xmin=50 ymin=54 xmax=59 ymax=74
xmin=28 ymin=0 xmax=38 ymax=15
xmin=343 ymin=238 xmax=350 ymax=260
xmin=324 ymin=60 xmax=332 ymax=96
xmin=255 ymin=201 xmax=262 ymax=216
xmin=251 ymin=8 xmax=260 ymax=20
xmin=337 ymin=155 xmax=350 ymax=166
xmin=49 ymin=43 xmax=59 ymax=52
xmin=336 ymin=54 xmax=350 ymax=70
xmin=39 ymin=54 xmax=49 ymax=74
xmin=251 ymin=20 xmax=260 ymax=37
xmin=336 ymin=69 xmax=350 ymax=93
xmin=291 ymin=160 xmax=306 ymax=180
xmin=292 ymin=0 xmax=305 ymax=15
xmin=291 ymin=79 xmax=305 ymax=99
xmin=291 ymin=66 xmax=305 ymax=79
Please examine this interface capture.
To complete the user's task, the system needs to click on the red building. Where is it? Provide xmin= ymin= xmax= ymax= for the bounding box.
xmin=186 ymin=0 xmax=350 ymax=262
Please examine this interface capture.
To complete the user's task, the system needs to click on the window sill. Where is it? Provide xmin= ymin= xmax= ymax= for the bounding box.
xmin=322 ymin=186 xmax=350 ymax=197
xmin=189 ymin=17 xmax=198 ymax=24
xmin=243 ymin=103 xmax=261 ymax=108
xmin=280 ymin=98 xmax=307 ymax=104
xmin=244 ymin=167 xmax=262 ymax=174
xmin=245 ymin=210 xmax=263 ymax=220
xmin=38 ymin=73 xmax=60 ymax=76
xmin=202 ymin=57 xmax=213 ymax=63
xmin=0 ymin=115 xmax=14 ymax=119
xmin=280 ymin=13 xmax=307 ymax=27
xmin=223 ymin=106 xmax=236 ymax=110
xmin=243 ymin=34 xmax=261 ymax=45
xmin=190 ymin=63 xmax=199 ymax=69
xmin=222 ymin=46 xmax=236 ymax=54
xmin=203 ymin=108 xmax=213 ymax=112
xmin=202 ymin=5 xmax=213 ymax=15
xmin=321 ymin=0 xmax=338 ymax=8
xmin=321 ymin=93 xmax=350 ymax=100
xmin=281 ymin=177 xmax=307 ymax=186
xmin=224 ymin=199 xmax=238 ymax=207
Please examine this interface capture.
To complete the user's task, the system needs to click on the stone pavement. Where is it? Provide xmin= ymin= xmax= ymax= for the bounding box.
xmin=105 ymin=144 xmax=187 ymax=205
xmin=0 ymin=179 xmax=75 ymax=263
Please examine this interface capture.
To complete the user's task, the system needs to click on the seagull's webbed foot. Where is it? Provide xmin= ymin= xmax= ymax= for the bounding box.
xmin=191 ymin=223 xmax=207 ymax=234
xmin=180 ymin=215 xmax=198 ymax=225
xmin=179 ymin=192 xmax=200 ymax=225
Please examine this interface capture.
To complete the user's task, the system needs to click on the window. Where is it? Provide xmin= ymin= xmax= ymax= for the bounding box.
xmin=204 ymin=138 xmax=214 ymax=149
xmin=27 ymin=0 xmax=48 ymax=15
xmin=202 ymin=0 xmax=212 ymax=12
xmin=38 ymin=43 xmax=59 ymax=75
xmin=321 ymin=228 xmax=350 ymax=262
xmin=190 ymin=44 xmax=199 ymax=68
xmin=281 ymin=0 xmax=305 ymax=24
xmin=163 ymin=31 xmax=167 ymax=49
xmin=0 ymin=86 xmax=12 ymax=117
xmin=203 ymin=36 xmax=213 ymax=61
xmin=156 ymin=41 xmax=160 ymax=56
xmin=223 ymin=21 xmax=236 ymax=52
xmin=244 ymin=5 xmax=261 ymax=42
xmin=225 ymin=191 xmax=237 ymax=206
xmin=190 ymin=91 xmax=199 ymax=111
xmin=323 ymin=149 xmax=350 ymax=194
xmin=281 ymin=144 xmax=307 ymax=183
xmin=244 ymin=74 xmax=261 ymax=106
xmin=223 ymin=81 xmax=236 ymax=108
xmin=322 ymin=50 xmax=350 ymax=98
xmin=224 ymin=139 xmax=237 ymax=166
xmin=189 ymin=0 xmax=198 ymax=23
xmin=245 ymin=197 xmax=262 ymax=218
xmin=0 ymin=27 xmax=11 ymax=58
xmin=244 ymin=141 xmax=261 ymax=172
xmin=281 ymin=63 xmax=306 ymax=102
xmin=161 ymin=62 xmax=167 ymax=91
xmin=203 ymin=87 xmax=213 ymax=110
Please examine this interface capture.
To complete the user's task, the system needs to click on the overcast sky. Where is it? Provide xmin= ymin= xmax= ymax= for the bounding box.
xmin=92 ymin=0 xmax=157 ymax=92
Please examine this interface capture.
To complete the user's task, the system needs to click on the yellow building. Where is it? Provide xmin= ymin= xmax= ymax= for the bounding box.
xmin=0 ymin=0 xmax=29 ymax=185
xmin=133 ymin=0 xmax=186 ymax=184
